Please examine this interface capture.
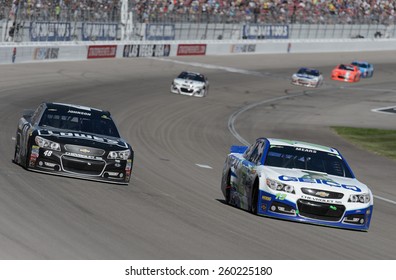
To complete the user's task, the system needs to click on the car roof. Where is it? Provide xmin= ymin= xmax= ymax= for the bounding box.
xmin=264 ymin=138 xmax=339 ymax=155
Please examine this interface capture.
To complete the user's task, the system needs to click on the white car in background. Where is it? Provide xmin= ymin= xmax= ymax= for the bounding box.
xmin=171 ymin=71 xmax=209 ymax=97
xmin=291 ymin=67 xmax=323 ymax=88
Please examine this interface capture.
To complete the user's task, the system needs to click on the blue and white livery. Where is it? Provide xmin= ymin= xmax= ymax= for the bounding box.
xmin=351 ymin=61 xmax=374 ymax=78
xmin=220 ymin=138 xmax=373 ymax=231
xmin=291 ymin=68 xmax=323 ymax=88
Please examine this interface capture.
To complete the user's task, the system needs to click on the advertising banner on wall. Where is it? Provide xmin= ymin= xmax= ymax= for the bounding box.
xmin=123 ymin=44 xmax=171 ymax=57
xmin=145 ymin=24 xmax=175 ymax=40
xmin=230 ymin=44 xmax=256 ymax=53
xmin=82 ymin=23 xmax=118 ymax=41
xmin=177 ymin=44 xmax=206 ymax=56
xmin=33 ymin=47 xmax=59 ymax=60
xmin=87 ymin=45 xmax=117 ymax=59
xmin=29 ymin=22 xmax=71 ymax=41
xmin=242 ymin=25 xmax=289 ymax=39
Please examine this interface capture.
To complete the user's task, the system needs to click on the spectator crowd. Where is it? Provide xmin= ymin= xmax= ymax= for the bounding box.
xmin=1 ymin=0 xmax=396 ymax=25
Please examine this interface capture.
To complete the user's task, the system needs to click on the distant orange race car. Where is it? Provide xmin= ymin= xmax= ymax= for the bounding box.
xmin=331 ymin=64 xmax=361 ymax=82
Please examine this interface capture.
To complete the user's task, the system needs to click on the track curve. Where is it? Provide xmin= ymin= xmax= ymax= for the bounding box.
xmin=1 ymin=52 xmax=396 ymax=259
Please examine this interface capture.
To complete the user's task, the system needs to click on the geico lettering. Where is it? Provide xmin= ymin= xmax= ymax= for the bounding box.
xmin=279 ymin=175 xmax=361 ymax=192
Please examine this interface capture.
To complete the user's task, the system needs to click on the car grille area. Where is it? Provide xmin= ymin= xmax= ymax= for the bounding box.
xmin=297 ymin=199 xmax=345 ymax=221
xmin=62 ymin=155 xmax=105 ymax=176
xmin=181 ymin=87 xmax=194 ymax=93
xmin=64 ymin=144 xmax=105 ymax=156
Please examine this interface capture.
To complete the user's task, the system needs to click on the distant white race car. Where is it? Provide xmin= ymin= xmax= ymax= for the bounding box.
xmin=291 ymin=67 xmax=323 ymax=88
xmin=171 ymin=71 xmax=209 ymax=97
xmin=221 ymin=138 xmax=373 ymax=231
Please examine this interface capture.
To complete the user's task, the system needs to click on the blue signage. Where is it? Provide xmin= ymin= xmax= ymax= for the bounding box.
xmin=145 ymin=24 xmax=175 ymax=40
xmin=243 ymin=25 xmax=289 ymax=39
xmin=29 ymin=22 xmax=71 ymax=41
xmin=82 ymin=23 xmax=118 ymax=41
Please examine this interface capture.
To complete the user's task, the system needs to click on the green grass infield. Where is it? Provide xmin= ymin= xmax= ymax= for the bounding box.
xmin=332 ymin=126 xmax=396 ymax=160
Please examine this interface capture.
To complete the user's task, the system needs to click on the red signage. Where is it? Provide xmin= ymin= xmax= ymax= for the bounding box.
xmin=87 ymin=45 xmax=117 ymax=59
xmin=177 ymin=44 xmax=206 ymax=56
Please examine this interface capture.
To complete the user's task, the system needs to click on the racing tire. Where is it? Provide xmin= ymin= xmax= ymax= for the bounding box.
xmin=250 ymin=180 xmax=259 ymax=215
xmin=225 ymin=171 xmax=231 ymax=204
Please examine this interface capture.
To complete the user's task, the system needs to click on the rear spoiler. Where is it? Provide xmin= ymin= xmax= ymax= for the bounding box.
xmin=230 ymin=145 xmax=248 ymax=154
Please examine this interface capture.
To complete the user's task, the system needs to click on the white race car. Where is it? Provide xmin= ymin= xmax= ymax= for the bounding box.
xmin=291 ymin=67 xmax=323 ymax=88
xmin=221 ymin=138 xmax=373 ymax=231
xmin=171 ymin=71 xmax=209 ymax=97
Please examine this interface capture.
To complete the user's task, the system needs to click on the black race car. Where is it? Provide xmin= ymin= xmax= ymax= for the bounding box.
xmin=13 ymin=102 xmax=134 ymax=184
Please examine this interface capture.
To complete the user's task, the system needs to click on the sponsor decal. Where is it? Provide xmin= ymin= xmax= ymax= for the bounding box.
xmin=231 ymin=44 xmax=256 ymax=53
xmin=262 ymin=195 xmax=271 ymax=201
xmin=33 ymin=48 xmax=59 ymax=60
xmin=123 ymin=44 xmax=170 ymax=58
xmin=295 ymin=147 xmax=317 ymax=153
xmin=316 ymin=191 xmax=330 ymax=198
xmin=67 ymin=110 xmax=91 ymax=116
xmin=177 ymin=44 xmax=206 ymax=56
xmin=65 ymin=152 xmax=100 ymax=160
xmin=243 ymin=24 xmax=289 ymax=39
xmin=37 ymin=130 xmax=127 ymax=147
xmin=30 ymin=22 xmax=71 ymax=41
xmin=301 ymin=195 xmax=342 ymax=204
xmin=279 ymin=175 xmax=362 ymax=192
xmin=87 ymin=45 xmax=117 ymax=59
xmin=82 ymin=23 xmax=117 ymax=41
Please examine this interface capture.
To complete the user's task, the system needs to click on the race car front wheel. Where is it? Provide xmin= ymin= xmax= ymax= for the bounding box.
xmin=250 ymin=181 xmax=259 ymax=215
xmin=225 ymin=170 xmax=231 ymax=204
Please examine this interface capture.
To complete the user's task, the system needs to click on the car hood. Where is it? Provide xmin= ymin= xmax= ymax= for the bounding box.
xmin=174 ymin=78 xmax=205 ymax=86
xmin=36 ymin=128 xmax=129 ymax=150
xmin=262 ymin=166 xmax=370 ymax=194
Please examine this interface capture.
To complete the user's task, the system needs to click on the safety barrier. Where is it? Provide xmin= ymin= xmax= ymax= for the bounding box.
xmin=1 ymin=38 xmax=396 ymax=65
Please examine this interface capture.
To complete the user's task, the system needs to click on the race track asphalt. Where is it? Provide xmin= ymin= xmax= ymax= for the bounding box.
xmin=0 ymin=51 xmax=395 ymax=259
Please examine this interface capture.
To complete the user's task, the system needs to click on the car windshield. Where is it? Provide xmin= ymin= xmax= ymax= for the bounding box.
xmin=297 ymin=68 xmax=319 ymax=76
xmin=339 ymin=64 xmax=355 ymax=71
xmin=39 ymin=108 xmax=120 ymax=138
xmin=177 ymin=72 xmax=206 ymax=82
xmin=352 ymin=62 xmax=367 ymax=68
xmin=264 ymin=145 xmax=353 ymax=178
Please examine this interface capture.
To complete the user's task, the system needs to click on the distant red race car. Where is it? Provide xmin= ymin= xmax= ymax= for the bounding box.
xmin=331 ymin=64 xmax=361 ymax=82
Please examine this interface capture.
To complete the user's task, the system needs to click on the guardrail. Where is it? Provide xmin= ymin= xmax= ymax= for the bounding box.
xmin=1 ymin=38 xmax=396 ymax=65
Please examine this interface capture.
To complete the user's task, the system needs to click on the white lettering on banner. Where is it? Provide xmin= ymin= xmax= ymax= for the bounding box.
xmin=30 ymin=22 xmax=70 ymax=39
xmin=83 ymin=24 xmax=117 ymax=38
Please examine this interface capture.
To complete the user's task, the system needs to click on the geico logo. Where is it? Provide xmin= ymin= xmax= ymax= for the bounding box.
xmin=278 ymin=175 xmax=362 ymax=192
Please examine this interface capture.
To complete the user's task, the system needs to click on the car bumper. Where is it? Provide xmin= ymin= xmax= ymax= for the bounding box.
xmin=171 ymin=85 xmax=205 ymax=97
xmin=258 ymin=190 xmax=373 ymax=231
xmin=331 ymin=75 xmax=357 ymax=82
xmin=291 ymin=80 xmax=318 ymax=88
xmin=27 ymin=145 xmax=132 ymax=184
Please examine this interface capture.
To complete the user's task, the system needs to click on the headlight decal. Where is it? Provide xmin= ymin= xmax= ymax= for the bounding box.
xmin=108 ymin=149 xmax=131 ymax=160
xmin=35 ymin=136 xmax=61 ymax=151
xmin=266 ymin=178 xmax=295 ymax=194
xmin=348 ymin=193 xmax=370 ymax=203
